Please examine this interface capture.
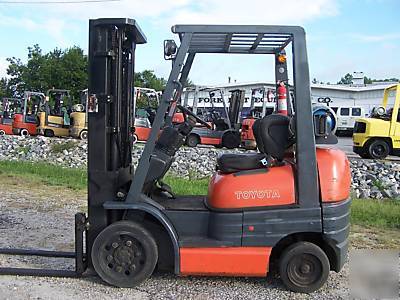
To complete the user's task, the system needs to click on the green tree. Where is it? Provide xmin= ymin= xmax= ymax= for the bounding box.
xmin=134 ymin=70 xmax=166 ymax=91
xmin=5 ymin=44 xmax=88 ymax=101
xmin=364 ymin=76 xmax=372 ymax=84
xmin=371 ymin=77 xmax=399 ymax=83
xmin=337 ymin=73 xmax=353 ymax=85
xmin=0 ymin=78 xmax=13 ymax=98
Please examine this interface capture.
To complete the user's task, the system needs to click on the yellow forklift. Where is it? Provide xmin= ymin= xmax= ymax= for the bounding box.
xmin=70 ymin=89 xmax=88 ymax=140
xmin=37 ymin=89 xmax=72 ymax=137
xmin=353 ymin=84 xmax=400 ymax=159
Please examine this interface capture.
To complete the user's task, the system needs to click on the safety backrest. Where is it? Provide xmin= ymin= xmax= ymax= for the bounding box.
xmin=252 ymin=114 xmax=292 ymax=161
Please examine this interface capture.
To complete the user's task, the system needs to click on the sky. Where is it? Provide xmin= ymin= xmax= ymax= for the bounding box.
xmin=0 ymin=0 xmax=398 ymax=85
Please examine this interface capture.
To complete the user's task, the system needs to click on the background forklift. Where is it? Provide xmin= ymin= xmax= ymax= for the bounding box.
xmin=12 ymin=91 xmax=44 ymax=136
xmin=241 ymin=86 xmax=276 ymax=149
xmin=353 ymin=83 xmax=400 ymax=159
xmin=0 ymin=19 xmax=350 ymax=294
xmin=133 ymin=87 xmax=185 ymax=143
xmin=70 ymin=89 xmax=89 ymax=140
xmin=0 ymin=97 xmax=21 ymax=135
xmin=133 ymin=87 xmax=160 ymax=143
xmin=37 ymin=89 xmax=72 ymax=137
xmin=186 ymin=88 xmax=244 ymax=148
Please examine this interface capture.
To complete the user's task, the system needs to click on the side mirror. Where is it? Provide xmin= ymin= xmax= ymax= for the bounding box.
xmin=164 ymin=40 xmax=177 ymax=60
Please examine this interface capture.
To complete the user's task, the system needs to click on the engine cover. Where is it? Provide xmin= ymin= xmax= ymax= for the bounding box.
xmin=207 ymin=164 xmax=295 ymax=209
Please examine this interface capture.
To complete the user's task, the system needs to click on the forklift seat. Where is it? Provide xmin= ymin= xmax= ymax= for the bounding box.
xmin=217 ymin=114 xmax=292 ymax=173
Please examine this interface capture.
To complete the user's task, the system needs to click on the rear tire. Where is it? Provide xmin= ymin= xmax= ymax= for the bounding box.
xmin=79 ymin=130 xmax=88 ymax=140
xmin=0 ymin=130 xmax=5 ymax=135
xmin=20 ymin=129 xmax=29 ymax=136
xmin=368 ymin=139 xmax=390 ymax=159
xmin=222 ymin=131 xmax=240 ymax=149
xmin=279 ymin=242 xmax=330 ymax=293
xmin=186 ymin=134 xmax=200 ymax=147
xmin=92 ymin=221 xmax=158 ymax=288
xmin=44 ymin=129 xmax=54 ymax=137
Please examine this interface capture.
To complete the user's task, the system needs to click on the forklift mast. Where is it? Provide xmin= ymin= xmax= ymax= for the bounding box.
xmin=227 ymin=89 xmax=245 ymax=129
xmin=87 ymin=18 xmax=147 ymax=267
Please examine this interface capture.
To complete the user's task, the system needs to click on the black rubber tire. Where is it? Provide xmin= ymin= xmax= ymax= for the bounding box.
xmin=79 ymin=130 xmax=88 ymax=140
xmin=368 ymin=139 xmax=390 ymax=159
xmin=92 ymin=221 xmax=158 ymax=288
xmin=279 ymin=241 xmax=330 ymax=293
xmin=132 ymin=134 xmax=138 ymax=145
xmin=20 ymin=129 xmax=29 ymax=136
xmin=186 ymin=134 xmax=200 ymax=147
xmin=44 ymin=129 xmax=54 ymax=137
xmin=221 ymin=131 xmax=240 ymax=149
xmin=0 ymin=130 xmax=5 ymax=136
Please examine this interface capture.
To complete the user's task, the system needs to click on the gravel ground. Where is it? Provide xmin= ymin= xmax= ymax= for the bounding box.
xmin=7 ymin=174 xmax=400 ymax=299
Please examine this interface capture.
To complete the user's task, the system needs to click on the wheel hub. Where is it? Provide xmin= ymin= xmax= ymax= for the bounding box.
xmin=114 ymin=246 xmax=134 ymax=266
xmin=300 ymin=263 xmax=311 ymax=274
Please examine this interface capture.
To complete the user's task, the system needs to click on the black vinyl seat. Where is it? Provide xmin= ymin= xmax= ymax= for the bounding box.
xmin=217 ymin=153 xmax=266 ymax=174
xmin=217 ymin=114 xmax=292 ymax=173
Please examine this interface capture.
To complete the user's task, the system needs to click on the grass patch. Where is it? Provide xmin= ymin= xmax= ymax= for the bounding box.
xmin=164 ymin=176 xmax=209 ymax=195
xmin=17 ymin=145 xmax=31 ymax=155
xmin=351 ymin=198 xmax=400 ymax=229
xmin=50 ymin=140 xmax=77 ymax=153
xmin=0 ymin=160 xmax=399 ymax=230
xmin=0 ymin=160 xmax=86 ymax=190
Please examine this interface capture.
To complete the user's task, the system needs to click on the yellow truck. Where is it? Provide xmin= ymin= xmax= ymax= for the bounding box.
xmin=69 ymin=89 xmax=88 ymax=140
xmin=37 ymin=89 xmax=71 ymax=137
xmin=353 ymin=84 xmax=400 ymax=159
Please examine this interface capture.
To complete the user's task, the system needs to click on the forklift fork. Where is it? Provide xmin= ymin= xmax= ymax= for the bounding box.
xmin=0 ymin=213 xmax=87 ymax=277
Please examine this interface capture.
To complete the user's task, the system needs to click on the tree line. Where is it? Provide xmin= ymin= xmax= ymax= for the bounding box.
xmin=312 ymin=73 xmax=399 ymax=85
xmin=0 ymin=44 xmax=168 ymax=102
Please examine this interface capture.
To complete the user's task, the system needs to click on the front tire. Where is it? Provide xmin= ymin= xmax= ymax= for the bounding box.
xmin=44 ymin=129 xmax=54 ymax=137
xmin=132 ymin=134 xmax=138 ymax=145
xmin=92 ymin=221 xmax=158 ymax=288
xmin=0 ymin=129 xmax=5 ymax=135
xmin=79 ymin=130 xmax=88 ymax=140
xmin=186 ymin=134 xmax=200 ymax=147
xmin=20 ymin=128 xmax=29 ymax=136
xmin=279 ymin=242 xmax=330 ymax=293
xmin=368 ymin=139 xmax=390 ymax=159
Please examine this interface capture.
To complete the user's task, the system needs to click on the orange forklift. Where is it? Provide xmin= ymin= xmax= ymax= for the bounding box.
xmin=12 ymin=91 xmax=45 ymax=136
xmin=0 ymin=97 xmax=21 ymax=135
xmin=0 ymin=19 xmax=350 ymax=294
xmin=185 ymin=88 xmax=244 ymax=148
xmin=133 ymin=87 xmax=185 ymax=143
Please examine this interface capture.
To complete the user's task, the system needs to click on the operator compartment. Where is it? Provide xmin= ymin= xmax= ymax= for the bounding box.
xmin=208 ymin=164 xmax=295 ymax=209
xmin=208 ymin=113 xmax=296 ymax=209
xmin=316 ymin=147 xmax=351 ymax=202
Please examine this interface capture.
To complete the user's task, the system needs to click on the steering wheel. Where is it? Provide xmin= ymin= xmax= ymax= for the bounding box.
xmin=177 ymin=104 xmax=212 ymax=129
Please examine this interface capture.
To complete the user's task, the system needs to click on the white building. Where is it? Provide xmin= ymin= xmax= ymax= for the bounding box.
xmin=182 ymin=81 xmax=397 ymax=114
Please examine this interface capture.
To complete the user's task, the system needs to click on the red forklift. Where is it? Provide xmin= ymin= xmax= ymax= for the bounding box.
xmin=12 ymin=91 xmax=45 ymax=136
xmin=133 ymin=87 xmax=185 ymax=143
xmin=0 ymin=97 xmax=21 ymax=135
xmin=133 ymin=87 xmax=161 ymax=143
xmin=0 ymin=19 xmax=350 ymax=294
xmin=185 ymin=88 xmax=244 ymax=148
